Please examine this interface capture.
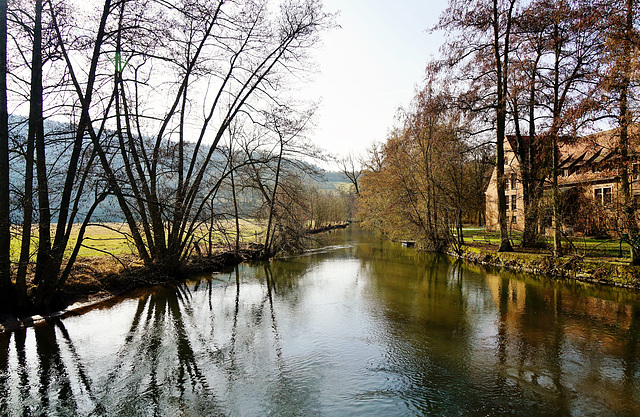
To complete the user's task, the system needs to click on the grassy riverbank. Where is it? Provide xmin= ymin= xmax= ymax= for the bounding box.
xmin=9 ymin=220 xmax=266 ymax=260
xmin=450 ymin=242 xmax=640 ymax=290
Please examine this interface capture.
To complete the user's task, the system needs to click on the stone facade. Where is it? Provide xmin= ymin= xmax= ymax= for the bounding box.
xmin=485 ymin=127 xmax=640 ymax=235
xmin=485 ymin=137 xmax=524 ymax=231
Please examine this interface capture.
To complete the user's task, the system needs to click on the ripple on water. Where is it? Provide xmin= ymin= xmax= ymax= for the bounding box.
xmin=2 ymin=228 xmax=640 ymax=416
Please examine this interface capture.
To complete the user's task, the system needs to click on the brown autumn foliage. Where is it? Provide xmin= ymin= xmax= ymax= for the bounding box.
xmin=358 ymin=82 xmax=493 ymax=252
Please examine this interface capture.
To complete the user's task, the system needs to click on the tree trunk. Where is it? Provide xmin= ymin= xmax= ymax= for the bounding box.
xmin=551 ymin=19 xmax=562 ymax=258
xmin=31 ymin=0 xmax=53 ymax=293
xmin=0 ymin=0 xmax=11 ymax=310
xmin=494 ymin=0 xmax=514 ymax=252
xmin=264 ymin=138 xmax=284 ymax=258
xmin=31 ymin=0 xmax=115 ymax=309
xmin=552 ymin=132 xmax=562 ymax=257
xmin=520 ymin=39 xmax=545 ymax=248
xmin=15 ymin=40 xmax=35 ymax=310
xmin=618 ymin=0 xmax=639 ymax=265
xmin=231 ymin=163 xmax=240 ymax=258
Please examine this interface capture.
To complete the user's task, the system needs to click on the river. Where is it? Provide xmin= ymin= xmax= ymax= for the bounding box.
xmin=1 ymin=227 xmax=639 ymax=416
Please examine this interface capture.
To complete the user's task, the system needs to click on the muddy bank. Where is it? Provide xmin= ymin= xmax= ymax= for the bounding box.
xmin=450 ymin=245 xmax=640 ymax=290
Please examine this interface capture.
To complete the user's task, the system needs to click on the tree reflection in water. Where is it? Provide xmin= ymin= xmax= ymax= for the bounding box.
xmin=359 ymin=235 xmax=640 ymax=416
xmin=0 ymin=329 xmax=9 ymax=412
xmin=0 ymin=228 xmax=638 ymax=416
xmin=0 ymin=259 xmax=324 ymax=416
xmin=98 ymin=285 xmax=223 ymax=416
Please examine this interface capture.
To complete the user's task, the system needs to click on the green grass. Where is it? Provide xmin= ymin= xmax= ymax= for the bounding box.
xmin=458 ymin=226 xmax=634 ymax=261
xmin=10 ymin=223 xmax=136 ymax=261
xmin=10 ymin=220 xmax=268 ymax=262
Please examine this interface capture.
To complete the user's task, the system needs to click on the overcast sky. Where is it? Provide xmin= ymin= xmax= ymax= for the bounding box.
xmin=302 ymin=0 xmax=449 ymax=164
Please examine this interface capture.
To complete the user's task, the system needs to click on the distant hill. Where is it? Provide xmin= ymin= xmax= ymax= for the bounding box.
xmin=313 ymin=170 xmax=351 ymax=191
xmin=7 ymin=115 xmax=354 ymax=223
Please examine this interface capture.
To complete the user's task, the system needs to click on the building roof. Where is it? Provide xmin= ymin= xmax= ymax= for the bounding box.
xmin=505 ymin=125 xmax=640 ymax=187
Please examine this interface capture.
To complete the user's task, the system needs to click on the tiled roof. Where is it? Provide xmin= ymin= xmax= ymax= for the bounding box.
xmin=506 ymin=125 xmax=640 ymax=186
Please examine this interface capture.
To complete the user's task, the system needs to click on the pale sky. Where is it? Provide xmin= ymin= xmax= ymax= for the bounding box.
xmin=302 ymin=0 xmax=449 ymax=162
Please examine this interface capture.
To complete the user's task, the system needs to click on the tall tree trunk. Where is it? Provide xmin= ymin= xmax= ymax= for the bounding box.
xmin=0 ymin=0 xmax=11 ymax=310
xmin=230 ymin=160 xmax=241 ymax=258
xmin=494 ymin=0 xmax=514 ymax=252
xmin=264 ymin=138 xmax=284 ymax=258
xmin=32 ymin=0 xmax=115 ymax=309
xmin=46 ymin=0 xmax=107 ymax=277
xmin=31 ymin=0 xmax=53 ymax=289
xmin=551 ymin=20 xmax=562 ymax=258
xmin=551 ymin=132 xmax=562 ymax=257
xmin=521 ymin=53 xmax=542 ymax=248
xmin=15 ymin=8 xmax=35 ymax=309
xmin=618 ymin=0 xmax=639 ymax=265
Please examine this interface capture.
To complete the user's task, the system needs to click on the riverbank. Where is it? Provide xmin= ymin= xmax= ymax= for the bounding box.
xmin=449 ymin=244 xmax=640 ymax=290
xmin=0 ymin=244 xmax=264 ymax=334
xmin=0 ymin=223 xmax=353 ymax=334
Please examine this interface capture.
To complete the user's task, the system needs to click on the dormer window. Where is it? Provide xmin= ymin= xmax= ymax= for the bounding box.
xmin=562 ymin=168 xmax=570 ymax=178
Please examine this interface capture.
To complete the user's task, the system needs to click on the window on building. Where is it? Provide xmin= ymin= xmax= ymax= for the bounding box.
xmin=562 ymin=168 xmax=570 ymax=177
xmin=511 ymin=194 xmax=517 ymax=211
xmin=511 ymin=174 xmax=517 ymax=190
xmin=505 ymin=196 xmax=510 ymax=211
xmin=633 ymin=163 xmax=640 ymax=181
xmin=595 ymin=187 xmax=612 ymax=205
xmin=603 ymin=187 xmax=612 ymax=205
xmin=592 ymin=165 xmax=600 ymax=173
xmin=511 ymin=216 xmax=517 ymax=224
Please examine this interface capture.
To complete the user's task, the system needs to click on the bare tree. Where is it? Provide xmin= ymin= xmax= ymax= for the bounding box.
xmin=0 ymin=0 xmax=9 ymax=311
xmin=358 ymin=77 xmax=474 ymax=252
xmin=55 ymin=0 xmax=332 ymax=275
xmin=598 ymin=0 xmax=640 ymax=263
xmin=438 ymin=0 xmax=519 ymax=252
xmin=537 ymin=0 xmax=603 ymax=257
xmin=32 ymin=0 xmax=115 ymax=308
xmin=240 ymin=104 xmax=320 ymax=257
xmin=339 ymin=153 xmax=362 ymax=195
xmin=509 ymin=1 xmax=550 ymax=247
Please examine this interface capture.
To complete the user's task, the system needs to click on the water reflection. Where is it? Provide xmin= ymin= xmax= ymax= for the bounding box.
xmin=0 ymin=228 xmax=639 ymax=416
xmin=359 ymin=234 xmax=640 ymax=416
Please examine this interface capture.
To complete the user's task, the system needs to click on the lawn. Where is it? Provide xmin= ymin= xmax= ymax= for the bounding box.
xmin=9 ymin=219 xmax=268 ymax=262
xmin=458 ymin=226 xmax=634 ymax=261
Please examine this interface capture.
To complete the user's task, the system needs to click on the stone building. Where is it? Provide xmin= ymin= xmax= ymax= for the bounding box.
xmin=485 ymin=127 xmax=640 ymax=235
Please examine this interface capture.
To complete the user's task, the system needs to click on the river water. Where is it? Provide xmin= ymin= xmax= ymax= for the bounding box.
xmin=1 ymin=227 xmax=639 ymax=416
